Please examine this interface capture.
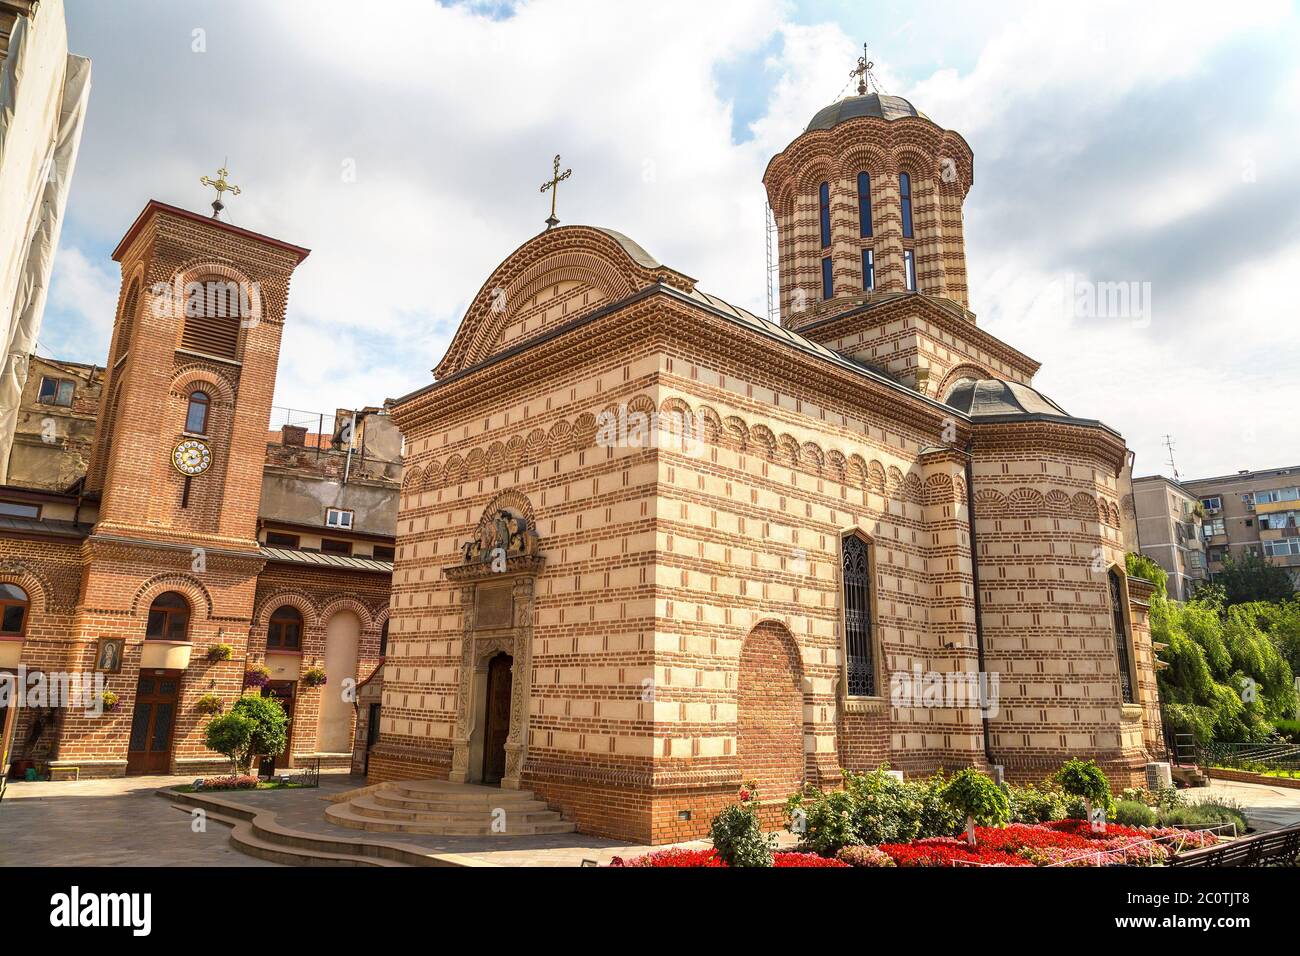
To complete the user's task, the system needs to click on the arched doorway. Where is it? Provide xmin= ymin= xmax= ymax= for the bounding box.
xmin=736 ymin=622 xmax=805 ymax=802
xmin=317 ymin=611 xmax=359 ymax=753
xmin=480 ymin=653 xmax=513 ymax=785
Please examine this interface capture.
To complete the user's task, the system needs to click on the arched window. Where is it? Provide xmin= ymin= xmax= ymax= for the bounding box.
xmin=842 ymin=534 xmax=877 ymax=697
xmin=1109 ymin=569 xmax=1135 ymax=704
xmin=268 ymin=605 xmax=302 ymax=651
xmin=0 ymin=583 xmax=29 ymax=637
xmin=899 ymin=172 xmax=914 ymax=239
xmin=379 ymin=619 xmax=389 ymax=657
xmin=185 ymin=390 xmax=210 ymax=434
xmin=818 ymin=181 xmax=831 ymax=247
xmin=857 ymin=171 xmax=873 ymax=237
xmin=146 ymin=591 xmax=191 ymax=641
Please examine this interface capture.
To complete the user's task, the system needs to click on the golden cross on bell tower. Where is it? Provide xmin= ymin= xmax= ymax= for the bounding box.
xmin=200 ymin=162 xmax=241 ymax=219
xmin=539 ymin=154 xmax=572 ymax=230
xmin=850 ymin=43 xmax=875 ymax=96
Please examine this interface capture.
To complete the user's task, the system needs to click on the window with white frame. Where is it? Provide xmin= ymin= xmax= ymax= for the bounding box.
xmin=325 ymin=508 xmax=354 ymax=529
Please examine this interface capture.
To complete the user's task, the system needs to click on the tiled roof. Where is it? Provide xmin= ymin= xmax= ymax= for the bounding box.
xmin=0 ymin=516 xmax=89 ymax=539
xmin=260 ymin=546 xmax=392 ymax=573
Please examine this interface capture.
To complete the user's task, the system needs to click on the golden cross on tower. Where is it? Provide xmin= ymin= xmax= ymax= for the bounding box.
xmin=850 ymin=43 xmax=874 ymax=96
xmin=539 ymin=154 xmax=572 ymax=230
xmin=199 ymin=163 xmax=241 ymax=219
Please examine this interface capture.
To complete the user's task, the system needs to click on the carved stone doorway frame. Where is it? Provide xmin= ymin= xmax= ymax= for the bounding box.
xmin=447 ymin=561 xmax=540 ymax=790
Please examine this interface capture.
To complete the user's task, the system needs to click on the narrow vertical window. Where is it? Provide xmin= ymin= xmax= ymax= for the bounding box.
xmin=899 ymin=172 xmax=914 ymax=238
xmin=818 ymin=181 xmax=831 ymax=247
xmin=842 ymin=534 xmax=876 ymax=697
xmin=821 ymin=257 xmax=834 ymax=301
xmin=185 ymin=390 xmax=210 ymax=434
xmin=1109 ymin=569 xmax=1135 ymax=704
xmin=904 ymin=250 xmax=916 ymax=291
xmin=857 ymin=171 xmax=873 ymax=237
xmin=862 ymin=249 xmax=875 ymax=291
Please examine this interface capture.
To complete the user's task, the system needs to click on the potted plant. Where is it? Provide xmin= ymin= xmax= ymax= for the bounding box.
xmin=195 ymin=693 xmax=223 ymax=715
xmin=302 ymin=666 xmax=327 ymax=688
xmin=99 ymin=690 xmax=120 ymax=713
xmin=206 ymin=643 xmax=233 ymax=663
xmin=243 ymin=663 xmax=271 ymax=689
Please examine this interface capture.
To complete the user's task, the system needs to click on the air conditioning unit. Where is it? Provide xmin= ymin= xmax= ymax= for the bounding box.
xmin=1146 ymin=762 xmax=1173 ymax=790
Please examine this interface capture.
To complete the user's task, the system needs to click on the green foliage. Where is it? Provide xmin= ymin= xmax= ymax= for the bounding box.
xmin=709 ymin=786 xmax=774 ymax=867
xmin=1212 ymin=552 xmax=1297 ymax=606
xmin=1055 ymin=759 xmax=1111 ymax=805
xmin=1006 ymin=782 xmax=1069 ymax=823
xmin=205 ymin=644 xmax=233 ymax=662
xmin=1273 ymin=718 xmax=1300 ymax=743
xmin=229 ymin=693 xmax=289 ymax=768
xmin=785 ymin=767 xmax=960 ymax=856
xmin=939 ymin=768 xmax=1011 ymax=831
xmin=1114 ymin=799 xmax=1157 ymax=827
xmin=1158 ymin=798 xmax=1248 ymax=835
xmin=1150 ymin=583 xmax=1297 ymax=744
xmin=1126 ymin=552 xmax=1167 ymax=600
xmin=204 ymin=712 xmax=255 ymax=774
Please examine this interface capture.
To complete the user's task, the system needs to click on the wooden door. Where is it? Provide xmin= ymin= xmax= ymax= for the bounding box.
xmin=126 ymin=671 xmax=181 ymax=775
xmin=481 ymin=654 xmax=512 ymax=785
xmin=258 ymin=681 xmax=295 ymax=776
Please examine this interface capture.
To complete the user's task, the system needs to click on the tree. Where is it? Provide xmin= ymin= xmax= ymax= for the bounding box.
xmin=203 ymin=713 xmax=254 ymax=775
xmin=230 ymin=694 xmax=289 ymax=771
xmin=1210 ymin=552 xmax=1296 ymax=606
xmin=1056 ymin=759 xmax=1112 ymax=827
xmin=939 ymin=768 xmax=1009 ymax=846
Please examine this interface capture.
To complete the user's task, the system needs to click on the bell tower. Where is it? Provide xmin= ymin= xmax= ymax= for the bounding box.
xmin=86 ymin=200 xmax=310 ymax=552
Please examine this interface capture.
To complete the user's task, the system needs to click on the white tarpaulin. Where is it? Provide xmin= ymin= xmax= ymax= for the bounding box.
xmin=0 ymin=0 xmax=91 ymax=485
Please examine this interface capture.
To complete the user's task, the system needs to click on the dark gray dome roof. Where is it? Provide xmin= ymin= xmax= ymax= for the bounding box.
xmin=944 ymin=378 xmax=1071 ymax=420
xmin=805 ymin=93 xmax=926 ymax=132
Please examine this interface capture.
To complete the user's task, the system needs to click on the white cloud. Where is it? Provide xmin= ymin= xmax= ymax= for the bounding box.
xmin=50 ymin=0 xmax=1300 ymax=479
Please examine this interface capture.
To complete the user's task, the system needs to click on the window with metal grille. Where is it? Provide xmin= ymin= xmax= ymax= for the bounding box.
xmin=180 ymin=278 xmax=243 ymax=359
xmin=1109 ymin=569 xmax=1135 ymax=703
xmin=842 ymin=534 xmax=876 ymax=697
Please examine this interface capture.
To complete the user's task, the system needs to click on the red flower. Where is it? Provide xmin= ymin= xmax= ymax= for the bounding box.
xmin=773 ymin=852 xmax=849 ymax=868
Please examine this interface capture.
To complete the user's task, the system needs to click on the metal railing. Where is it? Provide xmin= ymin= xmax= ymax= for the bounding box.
xmin=1200 ymin=741 xmax=1300 ymax=773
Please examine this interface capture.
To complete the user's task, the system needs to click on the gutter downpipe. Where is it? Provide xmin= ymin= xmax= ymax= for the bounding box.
xmin=964 ymin=437 xmax=996 ymax=769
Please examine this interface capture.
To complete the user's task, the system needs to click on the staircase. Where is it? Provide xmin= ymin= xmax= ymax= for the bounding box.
xmin=325 ymin=779 xmax=575 ymax=837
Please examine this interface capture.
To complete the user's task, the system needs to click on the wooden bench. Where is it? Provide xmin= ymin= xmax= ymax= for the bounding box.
xmin=1170 ymin=823 xmax=1300 ymax=867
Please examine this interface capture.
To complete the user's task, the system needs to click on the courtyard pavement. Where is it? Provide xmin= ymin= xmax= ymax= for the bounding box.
xmin=2 ymin=771 xmax=1297 ymax=867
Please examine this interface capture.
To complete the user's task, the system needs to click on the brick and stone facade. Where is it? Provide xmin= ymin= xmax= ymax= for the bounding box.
xmin=373 ymin=91 xmax=1164 ymax=844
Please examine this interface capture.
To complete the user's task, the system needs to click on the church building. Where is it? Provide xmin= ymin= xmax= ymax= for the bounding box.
xmin=374 ymin=86 xmax=1165 ymax=843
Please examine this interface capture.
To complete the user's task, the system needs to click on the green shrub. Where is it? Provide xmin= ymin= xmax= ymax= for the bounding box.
xmin=842 ymin=768 xmax=925 ymax=845
xmin=710 ymin=785 xmax=774 ymax=867
xmin=1274 ymin=718 xmax=1300 ymax=743
xmin=204 ymin=712 xmax=255 ymax=775
xmin=907 ymin=772 xmax=962 ymax=839
xmin=786 ymin=786 xmax=859 ymax=856
xmin=1159 ymin=799 xmax=1248 ymax=835
xmin=1114 ymin=799 xmax=1157 ymax=827
xmin=786 ymin=767 xmax=959 ymax=855
xmin=1008 ymin=782 xmax=1069 ymax=823
xmin=227 ymin=693 xmax=288 ymax=770
xmin=940 ymin=768 xmax=1010 ymax=843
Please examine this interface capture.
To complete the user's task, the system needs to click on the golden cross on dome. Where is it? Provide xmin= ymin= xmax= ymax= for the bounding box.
xmin=539 ymin=154 xmax=572 ymax=230
xmin=850 ymin=43 xmax=874 ymax=96
xmin=200 ymin=162 xmax=241 ymax=219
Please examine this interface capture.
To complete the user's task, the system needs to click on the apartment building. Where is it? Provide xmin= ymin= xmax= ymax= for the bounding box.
xmin=1182 ymin=465 xmax=1300 ymax=586
xmin=1130 ymin=474 xmax=1207 ymax=600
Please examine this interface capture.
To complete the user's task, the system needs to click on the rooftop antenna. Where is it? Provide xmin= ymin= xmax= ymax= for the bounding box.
xmin=1162 ymin=434 xmax=1180 ymax=481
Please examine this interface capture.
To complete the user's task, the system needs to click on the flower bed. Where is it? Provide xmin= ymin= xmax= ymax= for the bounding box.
xmin=609 ymin=849 xmax=847 ymax=868
xmin=878 ymin=820 xmax=1222 ymax=867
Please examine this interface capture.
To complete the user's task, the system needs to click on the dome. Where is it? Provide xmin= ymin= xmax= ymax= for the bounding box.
xmin=944 ymin=378 xmax=1071 ymax=420
xmin=805 ymin=93 xmax=927 ymax=132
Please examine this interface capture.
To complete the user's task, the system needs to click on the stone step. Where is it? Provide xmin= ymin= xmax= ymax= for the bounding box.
xmin=231 ymin=822 xmax=403 ymax=867
xmin=352 ymin=794 xmax=556 ymax=823
xmin=325 ymin=802 xmax=576 ymax=837
xmin=370 ymin=791 xmax=551 ymax=813
xmin=388 ymin=780 xmax=540 ymax=803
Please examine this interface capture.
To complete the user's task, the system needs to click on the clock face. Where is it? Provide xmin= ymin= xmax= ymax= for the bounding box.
xmin=172 ymin=438 xmax=213 ymax=476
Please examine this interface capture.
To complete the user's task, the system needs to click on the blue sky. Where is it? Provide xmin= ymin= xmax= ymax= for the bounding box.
xmin=46 ymin=0 xmax=1300 ymax=479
